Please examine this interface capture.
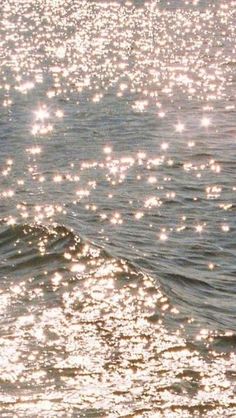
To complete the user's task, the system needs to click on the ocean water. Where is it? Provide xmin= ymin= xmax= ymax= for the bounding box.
xmin=1 ymin=0 xmax=236 ymax=416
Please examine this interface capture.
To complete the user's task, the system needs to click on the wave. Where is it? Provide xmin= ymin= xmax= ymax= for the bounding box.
xmin=0 ymin=220 xmax=167 ymax=322
xmin=0 ymin=220 xmax=235 ymax=332
xmin=0 ymin=220 xmax=147 ymax=283
xmin=1 ymin=220 xmax=236 ymax=417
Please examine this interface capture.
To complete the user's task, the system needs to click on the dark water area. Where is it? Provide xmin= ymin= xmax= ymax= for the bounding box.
xmin=0 ymin=0 xmax=236 ymax=416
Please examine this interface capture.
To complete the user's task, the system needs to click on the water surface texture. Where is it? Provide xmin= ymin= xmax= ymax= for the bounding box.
xmin=1 ymin=0 xmax=236 ymax=416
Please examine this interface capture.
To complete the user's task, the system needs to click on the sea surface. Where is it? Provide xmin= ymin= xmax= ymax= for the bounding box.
xmin=0 ymin=0 xmax=236 ymax=417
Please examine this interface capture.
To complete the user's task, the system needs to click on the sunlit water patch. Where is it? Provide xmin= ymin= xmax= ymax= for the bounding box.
xmin=0 ymin=222 xmax=236 ymax=417
xmin=1 ymin=0 xmax=236 ymax=416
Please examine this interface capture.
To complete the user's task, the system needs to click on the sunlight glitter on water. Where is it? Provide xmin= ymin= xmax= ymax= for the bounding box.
xmin=1 ymin=0 xmax=236 ymax=416
xmin=0 ymin=223 xmax=235 ymax=417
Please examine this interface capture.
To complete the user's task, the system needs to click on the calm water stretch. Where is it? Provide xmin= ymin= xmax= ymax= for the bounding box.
xmin=1 ymin=0 xmax=236 ymax=416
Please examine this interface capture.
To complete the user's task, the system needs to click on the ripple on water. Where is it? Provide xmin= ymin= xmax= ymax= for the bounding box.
xmin=0 ymin=222 xmax=235 ymax=417
xmin=1 ymin=0 xmax=236 ymax=416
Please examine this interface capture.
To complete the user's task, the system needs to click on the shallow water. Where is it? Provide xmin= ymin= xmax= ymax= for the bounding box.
xmin=1 ymin=0 xmax=236 ymax=416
